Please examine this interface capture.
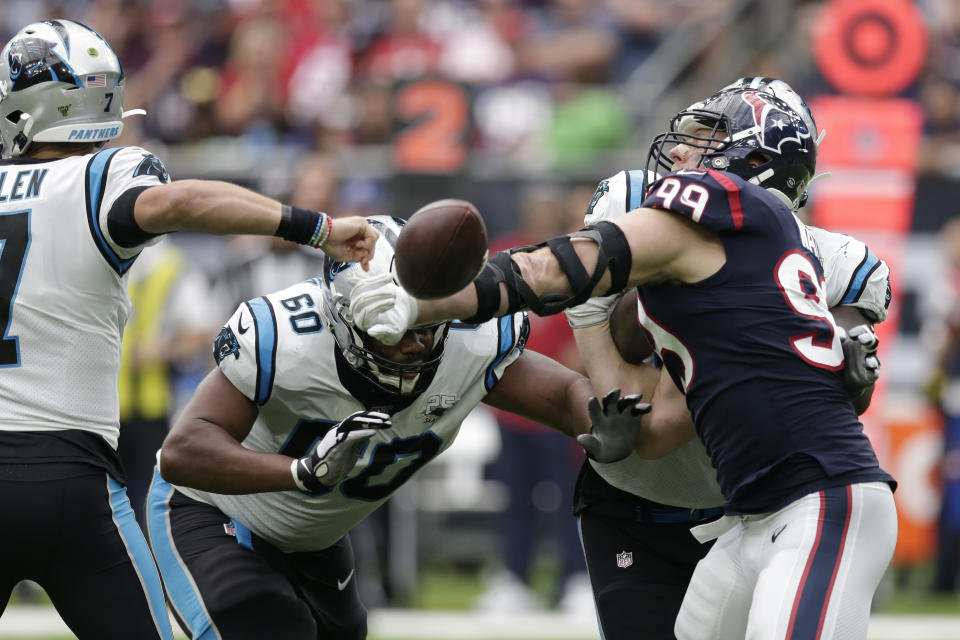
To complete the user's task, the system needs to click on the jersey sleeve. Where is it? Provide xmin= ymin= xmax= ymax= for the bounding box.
xmin=810 ymin=226 xmax=891 ymax=323
xmin=641 ymin=169 xmax=759 ymax=233
xmin=95 ymin=146 xmax=172 ymax=260
xmin=584 ymin=170 xmax=660 ymax=226
xmin=213 ymin=297 xmax=277 ymax=405
xmin=482 ymin=312 xmax=530 ymax=392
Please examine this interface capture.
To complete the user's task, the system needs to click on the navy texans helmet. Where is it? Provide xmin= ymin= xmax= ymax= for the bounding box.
xmin=647 ymin=79 xmax=818 ymax=211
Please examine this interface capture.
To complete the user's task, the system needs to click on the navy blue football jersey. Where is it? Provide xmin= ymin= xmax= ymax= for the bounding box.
xmin=637 ymin=169 xmax=891 ymax=511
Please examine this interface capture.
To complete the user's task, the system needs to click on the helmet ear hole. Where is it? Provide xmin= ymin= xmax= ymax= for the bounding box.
xmin=5 ymin=110 xmax=23 ymax=124
xmin=746 ymin=151 xmax=771 ymax=168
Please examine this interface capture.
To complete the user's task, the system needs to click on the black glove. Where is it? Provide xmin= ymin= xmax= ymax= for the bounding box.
xmin=291 ymin=410 xmax=391 ymax=492
xmin=840 ymin=324 xmax=880 ymax=394
xmin=577 ymin=389 xmax=651 ymax=463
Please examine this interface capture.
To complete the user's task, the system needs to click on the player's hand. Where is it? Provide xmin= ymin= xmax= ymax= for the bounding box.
xmin=291 ymin=410 xmax=391 ymax=492
xmin=577 ymin=389 xmax=650 ymax=463
xmin=565 ymin=293 xmax=619 ymax=329
xmin=840 ymin=324 xmax=880 ymax=393
xmin=349 ymin=273 xmax=419 ymax=346
xmin=321 ymin=216 xmax=378 ymax=271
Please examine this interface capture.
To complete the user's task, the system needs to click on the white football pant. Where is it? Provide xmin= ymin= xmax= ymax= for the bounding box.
xmin=675 ymin=482 xmax=897 ymax=640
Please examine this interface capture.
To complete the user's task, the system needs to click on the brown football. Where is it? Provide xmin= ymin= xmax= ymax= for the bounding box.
xmin=394 ymin=199 xmax=488 ymax=299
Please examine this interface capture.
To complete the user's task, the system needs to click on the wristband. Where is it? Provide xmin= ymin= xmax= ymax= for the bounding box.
xmin=277 ymin=205 xmax=330 ymax=248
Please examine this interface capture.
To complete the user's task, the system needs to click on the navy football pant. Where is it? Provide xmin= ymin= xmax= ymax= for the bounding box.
xmin=574 ymin=462 xmax=718 ymax=640
xmin=147 ymin=470 xmax=366 ymax=640
xmin=578 ymin=512 xmax=714 ymax=640
xmin=0 ymin=463 xmax=173 ymax=639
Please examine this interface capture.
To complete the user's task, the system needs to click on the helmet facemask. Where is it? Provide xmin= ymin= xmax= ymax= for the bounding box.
xmin=646 ymin=86 xmax=817 ymax=211
xmin=324 ymin=287 xmax=448 ymax=397
xmin=320 ymin=215 xmax=450 ymax=399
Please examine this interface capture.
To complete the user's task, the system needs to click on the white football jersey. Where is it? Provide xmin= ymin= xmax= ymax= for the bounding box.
xmin=0 ymin=146 xmax=168 ymax=449
xmin=175 ymin=279 xmax=528 ymax=552
xmin=581 ymin=169 xmax=891 ymax=508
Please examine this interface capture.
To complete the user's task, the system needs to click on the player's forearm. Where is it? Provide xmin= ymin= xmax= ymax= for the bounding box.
xmin=573 ymin=323 xmax=654 ymax=398
xmin=416 ymin=242 xmax=604 ymax=325
xmin=482 ymin=351 xmax=593 ymax=438
xmin=160 ymin=420 xmax=298 ymax=494
xmin=634 ymin=374 xmax=696 ymax=459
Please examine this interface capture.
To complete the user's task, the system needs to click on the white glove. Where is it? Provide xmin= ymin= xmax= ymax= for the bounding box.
xmin=348 ymin=273 xmax=419 ymax=346
xmin=291 ymin=410 xmax=391 ymax=492
xmin=839 ymin=324 xmax=880 ymax=393
xmin=565 ymin=293 xmax=620 ymax=329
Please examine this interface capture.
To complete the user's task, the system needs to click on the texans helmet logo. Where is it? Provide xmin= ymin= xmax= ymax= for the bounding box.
xmin=739 ymin=90 xmax=810 ymax=155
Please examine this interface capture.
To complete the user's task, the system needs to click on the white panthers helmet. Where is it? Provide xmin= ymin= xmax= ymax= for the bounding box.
xmin=320 ymin=215 xmax=449 ymax=398
xmin=0 ymin=20 xmax=142 ymax=157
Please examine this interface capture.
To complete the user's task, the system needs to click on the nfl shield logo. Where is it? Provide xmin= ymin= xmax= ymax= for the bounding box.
xmin=616 ymin=550 xmax=633 ymax=569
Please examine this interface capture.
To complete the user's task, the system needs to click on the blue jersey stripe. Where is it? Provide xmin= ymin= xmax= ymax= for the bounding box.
xmin=146 ymin=470 xmax=219 ymax=640
xmin=627 ymin=170 xmax=648 ymax=211
xmin=85 ymin=147 xmax=137 ymax=275
xmin=841 ymin=248 xmax=880 ymax=305
xmin=484 ymin=315 xmax=516 ymax=390
xmin=247 ymin=297 xmax=278 ymax=405
xmin=108 ymin=474 xmax=174 ymax=640
xmin=788 ymin=486 xmax=852 ymax=638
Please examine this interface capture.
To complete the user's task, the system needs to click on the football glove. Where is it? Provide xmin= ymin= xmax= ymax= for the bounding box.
xmin=839 ymin=324 xmax=880 ymax=393
xmin=349 ymin=272 xmax=419 ymax=346
xmin=577 ymin=389 xmax=650 ymax=463
xmin=291 ymin=410 xmax=391 ymax=492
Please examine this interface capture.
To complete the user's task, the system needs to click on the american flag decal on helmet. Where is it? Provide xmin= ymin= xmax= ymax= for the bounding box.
xmin=85 ymin=74 xmax=105 ymax=87
xmin=616 ymin=550 xmax=633 ymax=568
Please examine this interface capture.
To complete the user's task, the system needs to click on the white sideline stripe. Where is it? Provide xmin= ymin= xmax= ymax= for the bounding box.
xmin=0 ymin=606 xmax=958 ymax=639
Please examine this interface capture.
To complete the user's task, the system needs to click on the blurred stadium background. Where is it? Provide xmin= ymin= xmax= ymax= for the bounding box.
xmin=2 ymin=0 xmax=960 ymax=638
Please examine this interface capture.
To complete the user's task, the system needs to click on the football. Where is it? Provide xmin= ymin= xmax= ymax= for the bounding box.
xmin=394 ymin=199 xmax=488 ymax=299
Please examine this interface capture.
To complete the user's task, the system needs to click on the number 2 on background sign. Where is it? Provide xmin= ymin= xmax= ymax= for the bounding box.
xmin=0 ymin=210 xmax=29 ymax=367
xmin=392 ymin=80 xmax=469 ymax=174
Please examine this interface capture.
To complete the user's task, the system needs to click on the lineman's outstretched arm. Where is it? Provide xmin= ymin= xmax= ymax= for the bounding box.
xmin=437 ymin=208 xmax=720 ymax=322
xmin=482 ymin=349 xmax=594 ymax=439
xmin=484 ymin=347 xmax=654 ymax=464
xmin=352 ymin=207 xmax=723 ymax=343
xmin=572 ymin=320 xmax=695 ymax=460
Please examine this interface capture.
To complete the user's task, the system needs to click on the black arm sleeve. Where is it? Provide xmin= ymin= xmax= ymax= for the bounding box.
xmin=106 ymin=186 xmax=162 ymax=248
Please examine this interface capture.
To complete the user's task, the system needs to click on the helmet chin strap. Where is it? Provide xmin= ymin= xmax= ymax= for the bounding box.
xmin=13 ymin=112 xmax=33 ymax=154
xmin=765 ymin=187 xmax=796 ymax=210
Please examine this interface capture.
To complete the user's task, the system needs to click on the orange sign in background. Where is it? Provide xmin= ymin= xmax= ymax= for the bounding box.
xmin=810 ymin=0 xmax=933 ymax=564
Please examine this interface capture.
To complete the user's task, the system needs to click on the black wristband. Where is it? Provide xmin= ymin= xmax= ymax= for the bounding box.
xmin=276 ymin=205 xmax=324 ymax=246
